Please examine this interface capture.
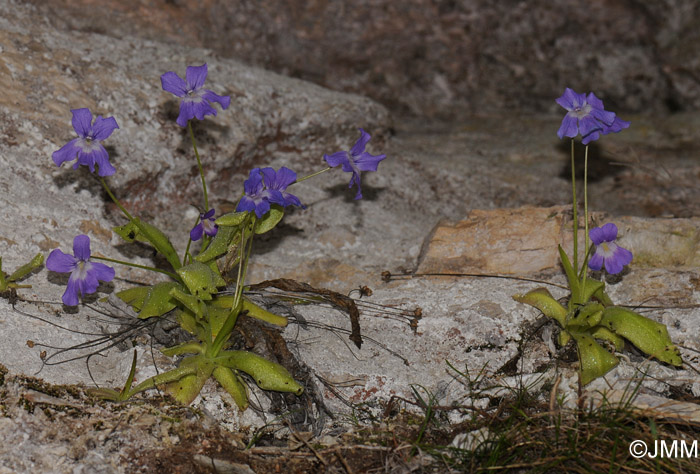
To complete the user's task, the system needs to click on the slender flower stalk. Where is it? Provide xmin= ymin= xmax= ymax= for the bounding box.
xmin=582 ymin=145 xmax=589 ymax=291
xmin=188 ymin=121 xmax=209 ymax=211
xmin=99 ymin=177 xmax=134 ymax=221
xmin=91 ymin=255 xmax=179 ymax=280
xmin=570 ymin=139 xmax=579 ymax=274
xmin=294 ymin=166 xmax=332 ymax=184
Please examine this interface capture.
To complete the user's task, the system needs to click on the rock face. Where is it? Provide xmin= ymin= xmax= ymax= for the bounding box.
xmin=1 ymin=0 xmax=700 ymax=470
xmin=0 ymin=0 xmax=390 ymax=259
xmin=417 ymin=206 xmax=700 ymax=276
xmin=28 ymin=0 xmax=700 ymax=118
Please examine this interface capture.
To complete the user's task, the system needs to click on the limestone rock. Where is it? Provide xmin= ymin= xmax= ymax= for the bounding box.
xmin=417 ymin=206 xmax=700 ymax=276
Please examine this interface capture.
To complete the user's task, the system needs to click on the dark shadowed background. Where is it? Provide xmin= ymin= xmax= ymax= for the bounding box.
xmin=29 ymin=0 xmax=700 ymax=119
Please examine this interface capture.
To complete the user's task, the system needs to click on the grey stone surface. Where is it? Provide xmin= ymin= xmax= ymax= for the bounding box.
xmin=1 ymin=0 xmax=700 ymax=470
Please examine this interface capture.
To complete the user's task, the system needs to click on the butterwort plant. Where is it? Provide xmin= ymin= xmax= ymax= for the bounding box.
xmin=40 ymin=62 xmax=386 ymax=409
xmin=513 ymin=88 xmax=681 ymax=385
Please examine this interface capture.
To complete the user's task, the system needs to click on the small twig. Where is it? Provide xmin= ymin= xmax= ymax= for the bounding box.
xmin=289 ymin=424 xmax=327 ymax=466
xmin=334 ymin=448 xmax=353 ymax=474
xmin=548 ymin=374 xmax=562 ymax=423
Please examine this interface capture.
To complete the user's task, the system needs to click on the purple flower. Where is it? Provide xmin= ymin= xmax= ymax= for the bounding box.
xmin=261 ymin=167 xmax=305 ymax=209
xmin=190 ymin=208 xmax=218 ymax=241
xmin=236 ymin=167 xmax=304 ymax=218
xmin=46 ymin=235 xmax=115 ymax=306
xmin=161 ymin=64 xmax=231 ymax=127
xmin=52 ymin=108 xmax=119 ymax=176
xmin=323 ymin=128 xmax=387 ymax=200
xmin=556 ymin=88 xmax=629 ymax=145
xmin=588 ymin=223 xmax=633 ymax=275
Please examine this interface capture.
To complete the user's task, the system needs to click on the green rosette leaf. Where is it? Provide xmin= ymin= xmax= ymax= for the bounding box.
xmin=570 ymin=331 xmax=619 ymax=385
xmin=242 ymin=298 xmax=288 ymax=327
xmin=581 ymin=278 xmax=605 ymax=305
xmin=113 ymin=218 xmax=181 ymax=270
xmin=213 ymin=366 xmax=249 ymax=410
xmin=176 ymin=261 xmax=223 ymax=301
xmin=169 ymin=287 xmax=207 ymax=319
xmin=558 ymin=245 xmax=581 ymax=306
xmin=599 ymin=306 xmax=682 ymax=366
xmin=217 ymin=350 xmax=303 ymax=395
xmin=558 ymin=329 xmax=571 ymax=347
xmin=214 ymin=212 xmax=248 ymax=227
xmin=161 ymin=342 xmax=204 ymax=357
xmin=567 ymin=302 xmax=604 ymax=329
xmin=254 ymin=205 xmax=284 ymax=234
xmin=513 ymin=287 xmax=567 ymax=328
xmin=116 ymin=286 xmax=150 ymax=311
xmin=195 ymin=223 xmax=238 ymax=263
xmin=163 ymin=356 xmax=215 ymax=405
xmin=138 ymin=281 xmax=183 ymax=319
xmin=174 ymin=309 xmax=198 ymax=335
xmin=590 ymin=326 xmax=625 ymax=352
xmin=7 ymin=252 xmax=44 ymax=283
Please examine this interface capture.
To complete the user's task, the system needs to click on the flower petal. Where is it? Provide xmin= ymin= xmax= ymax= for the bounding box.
xmin=324 ymin=151 xmax=350 ymax=168
xmin=52 ymin=138 xmax=81 ymax=167
xmin=202 ymin=90 xmax=231 ymax=110
xmin=176 ymin=100 xmax=196 ymax=127
xmin=350 ymin=128 xmax=372 ymax=156
xmin=186 ymin=64 xmax=208 ymax=90
xmin=62 ymin=277 xmax=80 ymax=306
xmin=349 ymin=171 xmax=363 ymax=200
xmin=244 ymin=168 xmax=264 ymax=195
xmin=589 ymin=226 xmax=606 ymax=245
xmin=71 ymin=108 xmax=93 ymax=138
xmin=73 ymin=234 xmax=92 ymax=261
xmin=600 ymin=223 xmax=618 ymax=242
xmin=555 ymin=88 xmax=584 ymax=111
xmin=354 ymin=151 xmax=386 ymax=172
xmin=557 ymin=115 xmax=578 ymax=139
xmin=581 ymin=130 xmax=601 ymax=145
xmin=613 ymin=245 xmax=634 ymax=267
xmin=602 ymin=116 xmax=630 ymax=135
xmin=46 ymin=249 xmax=77 ymax=273
xmin=588 ymin=251 xmax=604 ymax=271
xmin=191 ymin=100 xmax=218 ymax=121
xmin=254 ymin=199 xmax=271 ymax=219
xmin=588 ymin=106 xmax=616 ymax=127
xmin=190 ymin=222 xmax=204 ymax=241
xmin=161 ymin=71 xmax=188 ymax=97
xmin=204 ymin=222 xmax=218 ymax=237
xmin=282 ymin=191 xmax=304 ymax=208
xmin=603 ymin=254 xmax=624 ymax=275
xmin=88 ymin=261 xmax=115 ymax=283
xmin=268 ymin=166 xmax=297 ymax=191
xmin=260 ymin=167 xmax=278 ymax=189
xmin=74 ymin=268 xmax=100 ymax=296
xmin=266 ymin=189 xmax=286 ymax=206
xmin=203 ymin=208 xmax=216 ymax=219
xmin=92 ymin=145 xmax=116 ymax=177
xmin=91 ymin=116 xmax=119 ymax=141
xmin=236 ymin=196 xmax=257 ymax=214
xmin=577 ymin=115 xmax=602 ymax=138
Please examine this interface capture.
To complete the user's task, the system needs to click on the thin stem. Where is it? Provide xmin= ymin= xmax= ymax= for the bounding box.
xmin=570 ymin=139 xmax=578 ymax=275
xmin=294 ymin=166 xmax=332 ymax=185
xmin=182 ymin=214 xmax=200 ymax=265
xmin=188 ymin=121 xmax=209 ymax=211
xmin=208 ymin=219 xmax=256 ymax=357
xmin=99 ymin=178 xmax=134 ymax=221
xmin=91 ymin=255 xmax=179 ymax=280
xmin=582 ymin=145 xmax=590 ymax=293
